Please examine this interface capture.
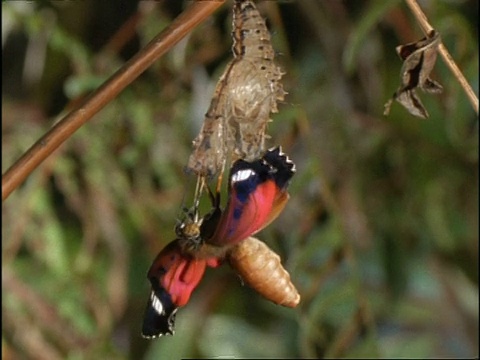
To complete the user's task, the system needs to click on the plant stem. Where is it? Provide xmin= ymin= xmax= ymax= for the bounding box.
xmin=2 ymin=0 xmax=224 ymax=202
xmin=404 ymin=0 xmax=479 ymax=115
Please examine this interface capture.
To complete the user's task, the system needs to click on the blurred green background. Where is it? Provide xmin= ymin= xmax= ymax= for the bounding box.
xmin=2 ymin=0 xmax=478 ymax=359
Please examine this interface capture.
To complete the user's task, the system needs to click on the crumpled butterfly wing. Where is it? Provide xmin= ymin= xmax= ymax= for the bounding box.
xmin=261 ymin=191 xmax=290 ymax=231
xmin=142 ymin=240 xmax=208 ymax=338
xmin=211 ymin=177 xmax=279 ymax=246
xmin=142 ymin=279 xmax=178 ymax=338
xmin=209 ymin=147 xmax=295 ymax=246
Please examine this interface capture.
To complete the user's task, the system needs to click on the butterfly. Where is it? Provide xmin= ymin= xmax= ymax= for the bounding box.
xmin=142 ymin=187 xmax=229 ymax=339
xmin=142 ymin=147 xmax=295 ymax=338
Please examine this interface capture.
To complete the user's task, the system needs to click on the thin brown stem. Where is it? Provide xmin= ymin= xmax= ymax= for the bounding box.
xmin=2 ymin=0 xmax=225 ymax=202
xmin=404 ymin=0 xmax=479 ymax=115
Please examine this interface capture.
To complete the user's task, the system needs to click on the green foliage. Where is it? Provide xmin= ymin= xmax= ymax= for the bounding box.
xmin=2 ymin=0 xmax=478 ymax=359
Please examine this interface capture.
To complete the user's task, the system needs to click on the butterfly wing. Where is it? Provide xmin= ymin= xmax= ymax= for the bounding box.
xmin=208 ymin=147 xmax=295 ymax=246
xmin=142 ymin=240 xmax=208 ymax=338
xmin=259 ymin=147 xmax=295 ymax=229
xmin=211 ymin=176 xmax=277 ymax=246
xmin=142 ymin=278 xmax=178 ymax=338
xmin=261 ymin=191 xmax=290 ymax=231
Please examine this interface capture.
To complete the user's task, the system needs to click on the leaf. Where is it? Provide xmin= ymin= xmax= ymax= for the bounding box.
xmin=384 ymin=30 xmax=443 ymax=119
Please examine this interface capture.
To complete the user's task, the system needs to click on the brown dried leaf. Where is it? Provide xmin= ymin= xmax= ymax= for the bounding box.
xmin=384 ymin=30 xmax=443 ymax=119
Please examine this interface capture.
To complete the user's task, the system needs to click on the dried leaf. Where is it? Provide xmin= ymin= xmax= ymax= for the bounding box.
xmin=384 ymin=30 xmax=443 ymax=119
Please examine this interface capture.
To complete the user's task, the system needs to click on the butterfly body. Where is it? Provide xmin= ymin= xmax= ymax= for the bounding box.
xmin=228 ymin=236 xmax=300 ymax=307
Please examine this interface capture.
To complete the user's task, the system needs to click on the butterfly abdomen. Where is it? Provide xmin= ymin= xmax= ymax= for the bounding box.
xmin=228 ymin=236 xmax=300 ymax=307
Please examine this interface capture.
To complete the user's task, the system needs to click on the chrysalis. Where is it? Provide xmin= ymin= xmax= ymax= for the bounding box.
xmin=227 ymin=0 xmax=286 ymax=159
xmin=384 ymin=30 xmax=443 ymax=119
xmin=187 ymin=0 xmax=286 ymax=177
xmin=228 ymin=236 xmax=300 ymax=308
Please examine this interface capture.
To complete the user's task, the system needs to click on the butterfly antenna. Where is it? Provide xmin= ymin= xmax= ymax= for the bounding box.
xmin=206 ymin=181 xmax=220 ymax=209
xmin=215 ymin=170 xmax=224 ymax=197
xmin=192 ymin=175 xmax=207 ymax=222
xmin=204 ymin=168 xmax=225 ymax=210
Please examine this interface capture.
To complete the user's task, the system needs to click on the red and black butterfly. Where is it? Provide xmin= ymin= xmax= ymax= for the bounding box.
xmin=141 ymin=203 xmax=226 ymax=339
xmin=142 ymin=147 xmax=295 ymax=338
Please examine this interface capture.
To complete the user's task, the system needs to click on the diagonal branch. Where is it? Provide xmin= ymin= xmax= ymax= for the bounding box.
xmin=404 ymin=0 xmax=479 ymax=115
xmin=2 ymin=0 xmax=225 ymax=202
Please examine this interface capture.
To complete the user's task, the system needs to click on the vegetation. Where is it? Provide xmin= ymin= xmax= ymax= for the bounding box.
xmin=2 ymin=0 xmax=478 ymax=358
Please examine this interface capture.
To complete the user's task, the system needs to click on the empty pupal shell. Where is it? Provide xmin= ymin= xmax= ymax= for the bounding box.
xmin=187 ymin=0 xmax=286 ymax=177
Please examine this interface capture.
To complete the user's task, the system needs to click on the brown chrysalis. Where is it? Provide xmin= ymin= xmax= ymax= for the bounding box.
xmin=228 ymin=236 xmax=300 ymax=308
xmin=384 ymin=30 xmax=443 ymax=119
xmin=187 ymin=0 xmax=286 ymax=177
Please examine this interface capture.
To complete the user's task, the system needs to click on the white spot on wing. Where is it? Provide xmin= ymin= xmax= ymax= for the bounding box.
xmin=232 ymin=169 xmax=255 ymax=183
xmin=150 ymin=292 xmax=164 ymax=315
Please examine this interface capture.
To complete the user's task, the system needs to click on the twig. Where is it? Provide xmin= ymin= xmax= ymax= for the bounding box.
xmin=404 ymin=0 xmax=479 ymax=115
xmin=2 ymin=0 xmax=225 ymax=202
